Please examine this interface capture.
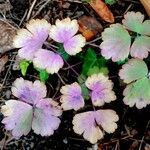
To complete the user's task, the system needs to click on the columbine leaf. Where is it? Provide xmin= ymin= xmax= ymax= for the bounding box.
xmin=122 ymin=11 xmax=150 ymax=36
xmin=100 ymin=24 xmax=131 ymax=62
xmin=1 ymin=100 xmax=33 ymax=138
xmin=13 ymin=19 xmax=51 ymax=60
xmin=123 ymin=77 xmax=150 ymax=109
xmin=119 ymin=59 xmax=148 ymax=84
xmin=11 ymin=77 xmax=47 ymax=105
xmin=50 ymin=18 xmax=86 ymax=55
xmin=60 ymin=82 xmax=85 ymax=110
xmin=85 ymin=73 xmax=116 ymax=106
xmin=19 ymin=60 xmax=30 ymax=76
xmin=130 ymin=36 xmax=150 ymax=59
xmin=73 ymin=109 xmax=119 ymax=144
xmin=33 ymin=49 xmax=64 ymax=74
xmin=32 ymin=98 xmax=62 ymax=136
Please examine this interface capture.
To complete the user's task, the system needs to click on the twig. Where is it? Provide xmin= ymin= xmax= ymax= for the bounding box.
xmin=31 ymin=0 xmax=51 ymax=19
xmin=26 ymin=0 xmax=37 ymax=21
xmin=138 ymin=120 xmax=150 ymax=150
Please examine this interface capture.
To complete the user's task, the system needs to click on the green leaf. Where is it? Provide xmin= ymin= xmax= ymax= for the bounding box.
xmin=39 ymin=69 xmax=49 ymax=82
xmin=57 ymin=44 xmax=70 ymax=60
xmin=81 ymin=48 xmax=108 ymax=76
xmin=81 ymin=48 xmax=97 ymax=76
xmin=19 ymin=60 xmax=30 ymax=76
xmin=87 ymin=66 xmax=100 ymax=76
xmin=105 ymin=0 xmax=117 ymax=5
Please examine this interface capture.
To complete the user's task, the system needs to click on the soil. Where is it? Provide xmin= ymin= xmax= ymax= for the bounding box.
xmin=0 ymin=0 xmax=150 ymax=150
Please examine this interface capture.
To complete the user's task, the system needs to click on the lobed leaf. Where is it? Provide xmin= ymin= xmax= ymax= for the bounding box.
xmin=119 ymin=59 xmax=148 ymax=84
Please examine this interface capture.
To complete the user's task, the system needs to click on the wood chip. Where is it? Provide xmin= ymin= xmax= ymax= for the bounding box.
xmin=0 ymin=20 xmax=17 ymax=54
xmin=140 ymin=0 xmax=150 ymax=17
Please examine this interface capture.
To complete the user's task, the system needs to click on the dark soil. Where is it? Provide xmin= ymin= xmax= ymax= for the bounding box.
xmin=1 ymin=0 xmax=150 ymax=150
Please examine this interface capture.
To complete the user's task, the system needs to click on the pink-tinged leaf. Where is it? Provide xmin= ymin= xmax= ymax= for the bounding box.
xmin=122 ymin=12 xmax=144 ymax=34
xmin=73 ymin=109 xmax=118 ymax=144
xmin=122 ymin=11 xmax=150 ymax=36
xmin=49 ymin=18 xmax=86 ymax=55
xmin=13 ymin=19 xmax=51 ymax=60
xmin=64 ymin=34 xmax=86 ymax=55
xmin=100 ymin=24 xmax=131 ymax=62
xmin=95 ymin=110 xmax=119 ymax=133
xmin=32 ymin=98 xmax=62 ymax=136
xmin=123 ymin=77 xmax=150 ymax=109
xmin=1 ymin=100 xmax=32 ymax=138
xmin=60 ymin=82 xmax=84 ymax=111
xmin=130 ymin=36 xmax=150 ymax=59
xmin=50 ymin=18 xmax=79 ymax=43
xmin=33 ymin=49 xmax=64 ymax=74
xmin=119 ymin=59 xmax=148 ymax=84
xmin=85 ymin=73 xmax=116 ymax=106
xmin=11 ymin=78 xmax=47 ymax=105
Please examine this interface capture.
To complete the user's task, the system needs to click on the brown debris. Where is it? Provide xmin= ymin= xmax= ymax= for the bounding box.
xmin=0 ymin=20 xmax=17 ymax=54
xmin=0 ymin=55 xmax=8 ymax=73
xmin=78 ymin=15 xmax=103 ymax=41
xmin=89 ymin=0 xmax=114 ymax=23
xmin=140 ymin=0 xmax=150 ymax=17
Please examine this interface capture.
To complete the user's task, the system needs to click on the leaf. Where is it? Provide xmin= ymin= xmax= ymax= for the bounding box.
xmin=73 ymin=109 xmax=119 ymax=144
xmin=78 ymin=15 xmax=103 ymax=41
xmin=39 ymin=69 xmax=49 ymax=82
xmin=85 ymin=73 xmax=116 ymax=106
xmin=60 ymin=82 xmax=85 ymax=110
xmin=130 ymin=36 xmax=150 ymax=59
xmin=82 ymin=48 xmax=97 ymax=76
xmin=1 ymin=100 xmax=33 ymax=138
xmin=13 ymin=19 xmax=51 ymax=60
xmin=123 ymin=77 xmax=150 ymax=109
xmin=119 ymin=59 xmax=148 ymax=84
xmin=122 ymin=11 xmax=150 ymax=36
xmin=32 ymin=98 xmax=62 ymax=136
xmin=12 ymin=77 xmax=47 ymax=105
xmin=57 ymin=44 xmax=70 ymax=60
xmin=119 ymin=59 xmax=150 ymax=109
xmin=19 ymin=60 xmax=30 ymax=76
xmin=105 ymin=0 xmax=117 ymax=5
xmin=89 ymin=0 xmax=114 ymax=23
xmin=100 ymin=24 xmax=131 ymax=62
xmin=2 ymin=78 xmax=62 ymax=138
xmin=50 ymin=18 xmax=86 ymax=56
xmin=33 ymin=49 xmax=64 ymax=74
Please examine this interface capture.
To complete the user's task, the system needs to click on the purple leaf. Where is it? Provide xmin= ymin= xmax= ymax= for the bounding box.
xmin=33 ymin=49 xmax=64 ymax=74
xmin=60 ymin=82 xmax=85 ymax=110
xmin=11 ymin=77 xmax=47 ymax=105
xmin=13 ymin=19 xmax=51 ymax=60
xmin=1 ymin=100 xmax=32 ymax=138
xmin=85 ymin=73 xmax=116 ymax=106
xmin=73 ymin=109 xmax=119 ymax=144
xmin=50 ymin=18 xmax=86 ymax=55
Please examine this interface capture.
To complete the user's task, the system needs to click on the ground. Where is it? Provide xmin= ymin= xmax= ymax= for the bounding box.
xmin=0 ymin=0 xmax=150 ymax=150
